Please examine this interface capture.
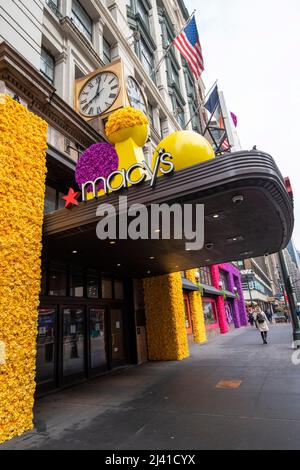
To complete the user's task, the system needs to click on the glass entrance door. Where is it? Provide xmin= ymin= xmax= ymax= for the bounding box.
xmin=89 ymin=308 xmax=107 ymax=373
xmin=36 ymin=307 xmax=56 ymax=391
xmin=110 ymin=309 xmax=125 ymax=366
xmin=62 ymin=307 xmax=86 ymax=382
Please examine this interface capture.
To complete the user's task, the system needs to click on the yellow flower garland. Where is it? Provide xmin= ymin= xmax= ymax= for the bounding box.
xmin=185 ymin=269 xmax=207 ymax=344
xmin=0 ymin=95 xmax=47 ymax=443
xmin=143 ymin=273 xmax=189 ymax=361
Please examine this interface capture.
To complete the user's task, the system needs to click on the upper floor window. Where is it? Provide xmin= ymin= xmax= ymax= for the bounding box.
xmin=103 ymin=38 xmax=111 ymax=64
xmin=219 ymin=270 xmax=229 ymax=290
xmin=170 ymin=61 xmax=180 ymax=89
xmin=72 ymin=0 xmax=93 ymax=42
xmin=44 ymin=185 xmax=65 ymax=215
xmin=148 ymin=102 xmax=154 ymax=127
xmin=40 ymin=48 xmax=55 ymax=84
xmin=172 ymin=98 xmax=185 ymax=128
xmin=136 ymin=0 xmax=150 ymax=30
xmin=46 ymin=0 xmax=61 ymax=18
xmin=140 ymin=38 xmax=154 ymax=77
xmin=199 ymin=267 xmax=212 ymax=286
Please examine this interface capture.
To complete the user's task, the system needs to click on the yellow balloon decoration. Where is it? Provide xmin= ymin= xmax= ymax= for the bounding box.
xmin=105 ymin=107 xmax=149 ymax=184
xmin=153 ymin=130 xmax=215 ymax=175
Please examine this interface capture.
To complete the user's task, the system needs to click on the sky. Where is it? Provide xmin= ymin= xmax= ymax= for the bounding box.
xmin=187 ymin=0 xmax=300 ymax=250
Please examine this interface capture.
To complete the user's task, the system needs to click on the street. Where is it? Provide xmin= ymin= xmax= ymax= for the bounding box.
xmin=1 ymin=324 xmax=300 ymax=450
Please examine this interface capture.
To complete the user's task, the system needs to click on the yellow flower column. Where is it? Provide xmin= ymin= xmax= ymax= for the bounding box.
xmin=186 ymin=269 xmax=207 ymax=344
xmin=143 ymin=273 xmax=189 ymax=361
xmin=0 ymin=95 xmax=47 ymax=443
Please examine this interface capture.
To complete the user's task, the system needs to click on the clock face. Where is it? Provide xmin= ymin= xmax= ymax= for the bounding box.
xmin=127 ymin=76 xmax=147 ymax=115
xmin=79 ymin=72 xmax=120 ymax=117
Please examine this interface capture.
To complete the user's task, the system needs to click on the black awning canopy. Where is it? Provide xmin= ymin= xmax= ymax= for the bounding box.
xmin=43 ymin=150 xmax=294 ymax=278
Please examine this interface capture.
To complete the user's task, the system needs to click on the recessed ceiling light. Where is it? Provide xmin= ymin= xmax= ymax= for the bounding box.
xmin=205 ymin=259 xmax=211 ymax=263
xmin=213 ymin=214 xmax=220 ymax=219
xmin=110 ymin=241 xmax=116 ymax=245
xmin=150 ymin=256 xmax=155 ymax=260
xmin=72 ymin=250 xmax=78 ymax=254
xmin=117 ymin=264 xmax=121 ymax=267
xmin=147 ymin=270 xmax=151 ymax=274
xmin=228 ymin=236 xmax=244 ymax=244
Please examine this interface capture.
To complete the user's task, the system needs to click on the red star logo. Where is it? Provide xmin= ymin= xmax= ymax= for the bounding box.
xmin=63 ymin=188 xmax=81 ymax=209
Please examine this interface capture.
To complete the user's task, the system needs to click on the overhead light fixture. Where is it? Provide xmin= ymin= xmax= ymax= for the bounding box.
xmin=154 ymin=229 xmax=160 ymax=233
xmin=117 ymin=264 xmax=121 ymax=267
xmin=110 ymin=241 xmax=116 ymax=245
xmin=206 ymin=212 xmax=225 ymax=222
xmin=147 ymin=270 xmax=151 ymax=274
xmin=227 ymin=236 xmax=244 ymax=244
xmin=72 ymin=250 xmax=78 ymax=254
xmin=150 ymin=256 xmax=155 ymax=260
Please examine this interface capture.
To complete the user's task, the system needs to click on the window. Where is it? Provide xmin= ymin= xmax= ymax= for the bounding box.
xmin=140 ymin=38 xmax=154 ymax=77
xmin=44 ymin=186 xmax=57 ymax=214
xmin=87 ymin=272 xmax=99 ymax=299
xmin=203 ymin=299 xmax=219 ymax=329
xmin=219 ymin=270 xmax=229 ymax=291
xmin=172 ymin=99 xmax=184 ymax=128
xmin=199 ymin=267 xmax=212 ymax=286
xmin=189 ymin=100 xmax=200 ymax=133
xmin=49 ymin=266 xmax=67 ymax=296
xmin=46 ymin=0 xmax=61 ymax=18
xmin=103 ymin=38 xmax=111 ymax=64
xmin=170 ymin=62 xmax=180 ymax=89
xmin=102 ymin=278 xmax=113 ymax=299
xmin=44 ymin=186 xmax=66 ymax=214
xmin=72 ymin=0 xmax=93 ymax=42
xmin=70 ymin=268 xmax=84 ymax=297
xmin=136 ymin=0 xmax=150 ymax=30
xmin=40 ymin=48 xmax=55 ymax=83
xmin=148 ymin=102 xmax=154 ymax=126
xmin=114 ymin=280 xmax=124 ymax=300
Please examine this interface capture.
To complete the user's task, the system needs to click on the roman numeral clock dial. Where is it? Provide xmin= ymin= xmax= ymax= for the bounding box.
xmin=79 ymin=72 xmax=120 ymax=117
xmin=127 ymin=76 xmax=147 ymax=115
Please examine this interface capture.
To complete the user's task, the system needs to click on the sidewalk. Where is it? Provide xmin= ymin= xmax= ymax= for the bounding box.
xmin=1 ymin=324 xmax=300 ymax=450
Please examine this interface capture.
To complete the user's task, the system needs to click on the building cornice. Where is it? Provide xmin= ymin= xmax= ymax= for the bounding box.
xmin=0 ymin=42 xmax=105 ymax=148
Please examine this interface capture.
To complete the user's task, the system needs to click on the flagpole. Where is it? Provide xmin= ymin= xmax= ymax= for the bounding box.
xmin=150 ymin=9 xmax=197 ymax=80
xmin=184 ymin=79 xmax=218 ymax=130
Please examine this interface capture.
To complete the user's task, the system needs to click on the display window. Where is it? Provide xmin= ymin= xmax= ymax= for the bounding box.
xmin=203 ymin=298 xmax=219 ymax=330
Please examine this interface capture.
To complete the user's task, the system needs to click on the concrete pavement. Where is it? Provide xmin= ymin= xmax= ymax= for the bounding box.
xmin=1 ymin=324 xmax=300 ymax=450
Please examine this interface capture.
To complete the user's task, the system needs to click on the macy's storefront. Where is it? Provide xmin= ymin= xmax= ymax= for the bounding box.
xmin=0 ymin=89 xmax=293 ymax=443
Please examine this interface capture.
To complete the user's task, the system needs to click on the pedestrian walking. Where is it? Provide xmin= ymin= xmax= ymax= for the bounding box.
xmin=284 ymin=308 xmax=291 ymax=323
xmin=248 ymin=307 xmax=255 ymax=326
xmin=266 ymin=308 xmax=273 ymax=324
xmin=253 ymin=307 xmax=270 ymax=344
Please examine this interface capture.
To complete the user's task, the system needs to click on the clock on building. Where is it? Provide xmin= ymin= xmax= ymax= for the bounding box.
xmin=78 ymin=71 xmax=120 ymax=117
xmin=126 ymin=76 xmax=147 ymax=115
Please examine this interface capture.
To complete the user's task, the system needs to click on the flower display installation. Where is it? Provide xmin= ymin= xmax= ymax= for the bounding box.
xmin=186 ymin=269 xmax=207 ymax=344
xmin=143 ymin=273 xmax=189 ymax=361
xmin=105 ymin=107 xmax=148 ymax=137
xmin=0 ymin=95 xmax=47 ymax=443
xmin=75 ymin=142 xmax=119 ymax=192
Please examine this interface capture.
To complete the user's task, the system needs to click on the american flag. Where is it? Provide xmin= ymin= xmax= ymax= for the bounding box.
xmin=173 ymin=16 xmax=204 ymax=79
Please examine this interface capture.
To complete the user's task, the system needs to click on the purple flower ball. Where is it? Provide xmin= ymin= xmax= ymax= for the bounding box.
xmin=75 ymin=142 xmax=119 ymax=192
